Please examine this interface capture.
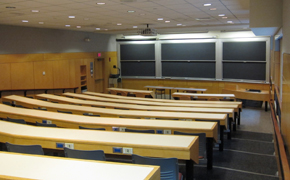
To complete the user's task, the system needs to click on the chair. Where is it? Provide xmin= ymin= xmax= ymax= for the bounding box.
xmin=6 ymin=142 xmax=44 ymax=155
xmin=36 ymin=121 xmax=57 ymax=127
xmin=79 ymin=126 xmax=105 ymax=130
xmin=15 ymin=104 xmax=26 ymax=108
xmin=2 ymin=101 xmax=12 ymax=106
xmin=179 ymin=96 xmax=192 ymax=100
xmin=208 ymin=98 xmax=220 ymax=101
xmin=83 ymin=113 xmax=100 ymax=117
xmin=64 ymin=147 xmax=106 ymax=161
xmin=57 ymin=110 xmax=72 ymax=114
xmin=34 ymin=107 xmax=47 ymax=111
xmin=125 ymin=128 xmax=155 ymax=134
xmin=132 ymin=154 xmax=182 ymax=180
xmin=7 ymin=117 xmax=26 ymax=124
xmin=174 ymin=131 xmax=206 ymax=159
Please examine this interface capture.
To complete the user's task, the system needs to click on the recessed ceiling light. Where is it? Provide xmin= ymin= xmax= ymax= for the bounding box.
xmin=227 ymin=21 xmax=233 ymax=23
xmin=127 ymin=10 xmax=135 ymax=13
xmin=157 ymin=18 xmax=163 ymax=20
xmin=210 ymin=8 xmax=216 ymax=10
xmin=68 ymin=16 xmax=75 ymax=19
xmin=84 ymin=18 xmax=90 ymax=20
xmin=177 ymin=24 xmax=182 ymax=26
xmin=133 ymin=26 xmax=138 ymax=28
xmin=204 ymin=3 xmax=211 ymax=6
xmin=22 ymin=20 xmax=28 ymax=23
xmin=31 ymin=10 xmax=39 ymax=13
xmin=117 ymin=23 xmax=122 ymax=25
xmin=96 ymin=28 xmax=100 ymax=30
xmin=219 ymin=14 xmax=225 ymax=16
xmin=39 ymin=22 xmax=44 ymax=24
xmin=222 ymin=17 xmax=228 ymax=19
xmin=76 ymin=26 xmax=81 ymax=28
xmin=139 ymin=13 xmax=146 ymax=16
xmin=104 ymin=29 xmax=108 ymax=31
xmin=97 ymin=2 xmax=105 ymax=5
xmin=165 ymin=21 xmax=170 ymax=23
xmin=65 ymin=25 xmax=70 ymax=27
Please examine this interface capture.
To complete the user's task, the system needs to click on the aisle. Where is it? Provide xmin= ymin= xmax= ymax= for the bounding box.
xmin=192 ymin=107 xmax=279 ymax=180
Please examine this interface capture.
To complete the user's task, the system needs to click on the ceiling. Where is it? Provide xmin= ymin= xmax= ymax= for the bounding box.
xmin=0 ymin=0 xmax=250 ymax=35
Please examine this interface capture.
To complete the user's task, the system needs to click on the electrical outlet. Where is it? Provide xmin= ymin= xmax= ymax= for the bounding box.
xmin=64 ymin=143 xmax=74 ymax=149
xmin=112 ymin=127 xmax=119 ymax=131
xmin=56 ymin=143 xmax=64 ymax=148
xmin=123 ymin=147 xmax=133 ymax=154
xmin=163 ymin=130 xmax=172 ymax=134
xmin=113 ymin=147 xmax=122 ymax=153
xmin=47 ymin=120 xmax=52 ymax=124
xmin=119 ymin=127 xmax=126 ymax=132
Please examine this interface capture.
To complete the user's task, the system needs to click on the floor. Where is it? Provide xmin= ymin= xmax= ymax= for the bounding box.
xmin=188 ymin=103 xmax=279 ymax=180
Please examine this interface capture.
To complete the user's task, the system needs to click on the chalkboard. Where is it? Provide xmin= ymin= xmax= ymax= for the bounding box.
xmin=161 ymin=43 xmax=215 ymax=60
xmin=223 ymin=41 xmax=266 ymax=61
xmin=121 ymin=61 xmax=155 ymax=76
xmin=223 ymin=62 xmax=266 ymax=80
xmin=120 ymin=44 xmax=155 ymax=60
xmin=162 ymin=61 xmax=215 ymax=78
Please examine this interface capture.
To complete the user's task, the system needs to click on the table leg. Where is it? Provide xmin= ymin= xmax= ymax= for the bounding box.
xmin=238 ymin=109 xmax=241 ymax=125
xmin=265 ymin=101 xmax=268 ymax=112
xmin=227 ymin=115 xmax=231 ymax=140
xmin=233 ymin=113 xmax=237 ymax=132
xmin=169 ymin=89 xmax=171 ymax=99
xmin=219 ymin=126 xmax=224 ymax=151
xmin=186 ymin=159 xmax=194 ymax=180
xmin=206 ymin=138 xmax=213 ymax=169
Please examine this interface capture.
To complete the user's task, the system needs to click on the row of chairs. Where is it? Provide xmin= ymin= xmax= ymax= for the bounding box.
xmin=5 ymin=142 xmax=182 ymax=180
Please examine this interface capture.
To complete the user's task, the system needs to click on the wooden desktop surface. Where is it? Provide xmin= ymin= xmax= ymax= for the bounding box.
xmin=35 ymin=93 xmax=234 ymax=118
xmin=108 ymin=88 xmax=155 ymax=97
xmin=0 ymin=120 xmax=199 ymax=163
xmin=63 ymin=92 xmax=239 ymax=112
xmin=0 ymin=104 xmax=218 ymax=141
xmin=222 ymin=89 xmax=270 ymax=101
xmin=0 ymin=151 xmax=160 ymax=180
xmin=83 ymin=91 xmax=242 ymax=109
xmin=3 ymin=95 xmax=228 ymax=127
xmin=172 ymin=92 xmax=236 ymax=100
xmin=145 ymin=86 xmax=207 ymax=92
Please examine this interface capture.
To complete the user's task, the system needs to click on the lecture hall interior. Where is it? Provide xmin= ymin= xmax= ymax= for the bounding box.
xmin=0 ymin=0 xmax=289 ymax=179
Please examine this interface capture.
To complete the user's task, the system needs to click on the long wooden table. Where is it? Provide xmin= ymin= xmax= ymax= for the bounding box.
xmin=172 ymin=92 xmax=236 ymax=101
xmin=145 ymin=86 xmax=207 ymax=99
xmin=0 ymin=120 xmax=198 ymax=179
xmin=222 ymin=88 xmax=270 ymax=111
xmin=0 ymin=151 xmax=160 ymax=180
xmin=0 ymin=103 xmax=218 ymax=169
xmin=36 ymin=93 xmax=234 ymax=119
xmin=108 ymin=88 xmax=155 ymax=98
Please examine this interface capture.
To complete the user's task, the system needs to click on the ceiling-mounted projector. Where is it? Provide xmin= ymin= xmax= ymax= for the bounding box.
xmin=138 ymin=24 xmax=157 ymax=36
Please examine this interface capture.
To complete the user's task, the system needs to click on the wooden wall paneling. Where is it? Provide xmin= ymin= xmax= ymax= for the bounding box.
xmin=0 ymin=63 xmax=12 ymax=90
xmin=274 ymin=51 xmax=281 ymax=90
xmin=0 ymin=54 xmax=43 ymax=64
xmin=53 ymin=89 xmax=63 ymax=95
xmin=44 ymin=53 xmax=64 ymax=61
xmin=62 ymin=52 xmax=96 ymax=60
xmin=33 ymin=61 xmax=54 ymax=89
xmin=74 ymin=60 xmax=82 ymax=94
xmin=94 ymin=58 xmax=104 ymax=93
xmin=10 ymin=62 xmax=35 ymax=89
xmin=85 ymin=58 xmax=95 ymax=92
xmin=282 ymin=53 xmax=290 ymax=155
xmin=69 ymin=59 xmax=77 ymax=88
xmin=52 ymin=60 xmax=70 ymax=88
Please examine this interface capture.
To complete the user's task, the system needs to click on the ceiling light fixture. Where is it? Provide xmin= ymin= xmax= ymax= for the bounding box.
xmin=65 ymin=25 xmax=70 ymax=27
xmin=210 ymin=8 xmax=216 ymax=10
xmin=127 ymin=10 xmax=135 ymax=13
xmin=157 ymin=18 xmax=163 ymax=20
xmin=39 ymin=22 xmax=44 ymax=24
xmin=76 ymin=26 xmax=81 ymax=28
xmin=31 ymin=10 xmax=39 ymax=13
xmin=22 ymin=20 xmax=28 ymax=23
xmin=97 ymin=2 xmax=105 ymax=5
xmin=139 ymin=13 xmax=146 ymax=16
xmin=133 ymin=26 xmax=138 ymax=28
xmin=84 ymin=18 xmax=89 ymax=20
xmin=165 ymin=21 xmax=170 ymax=23
xmin=68 ymin=16 xmax=75 ymax=18
xmin=227 ymin=21 xmax=233 ymax=23
xmin=222 ymin=17 xmax=228 ymax=19
xmin=117 ymin=23 xmax=122 ymax=25
xmin=96 ymin=28 xmax=100 ymax=30
xmin=204 ymin=3 xmax=211 ymax=6
xmin=177 ymin=24 xmax=182 ymax=26
xmin=218 ymin=14 xmax=225 ymax=16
